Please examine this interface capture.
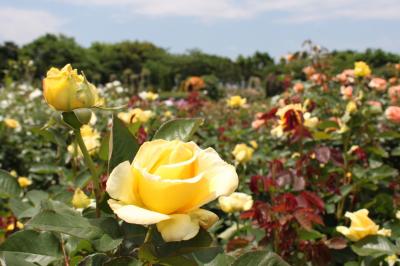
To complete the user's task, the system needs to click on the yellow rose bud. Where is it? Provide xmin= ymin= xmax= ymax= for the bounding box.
xmin=4 ymin=118 xmax=20 ymax=129
xmin=386 ymin=255 xmax=398 ymax=266
xmin=354 ymin=61 xmax=371 ymax=77
xmin=396 ymin=210 xmax=400 ymax=220
xmin=6 ymin=221 xmax=24 ymax=232
xmin=227 ymin=95 xmax=246 ymax=108
xmin=43 ymin=64 xmax=101 ymax=111
xmin=72 ymin=188 xmax=91 ymax=209
xmin=218 ymin=192 xmax=253 ymax=213
xmin=10 ymin=170 xmax=17 ymax=177
xmin=17 ymin=177 xmax=32 ymax=188
xmin=336 ymin=209 xmax=380 ymax=241
xmin=232 ymin=144 xmax=254 ymax=163
xmin=106 ymin=139 xmax=238 ymax=242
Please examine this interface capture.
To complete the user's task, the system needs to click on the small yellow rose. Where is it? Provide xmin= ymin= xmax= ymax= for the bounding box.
xmin=303 ymin=112 xmax=319 ymax=128
xmin=4 ymin=118 xmax=20 ymax=129
xmin=118 ymin=108 xmax=154 ymax=124
xmin=386 ymin=254 xmax=398 ymax=266
xmin=346 ymin=101 xmax=358 ymax=115
xmin=227 ymin=96 xmax=246 ymax=108
xmin=106 ymin=139 xmax=238 ymax=242
xmin=43 ymin=64 xmax=102 ymax=111
xmin=232 ymin=144 xmax=254 ymax=163
xmin=72 ymin=188 xmax=91 ymax=209
xmin=218 ymin=192 xmax=253 ymax=213
xmin=139 ymin=91 xmax=159 ymax=101
xmin=354 ymin=61 xmax=371 ymax=77
xmin=17 ymin=177 xmax=32 ymax=188
xmin=249 ymin=140 xmax=258 ymax=149
xmin=336 ymin=209 xmax=389 ymax=241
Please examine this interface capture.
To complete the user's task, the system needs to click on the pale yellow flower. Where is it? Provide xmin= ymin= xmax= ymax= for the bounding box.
xmin=43 ymin=64 xmax=102 ymax=111
xmin=218 ymin=192 xmax=253 ymax=213
xmin=354 ymin=61 xmax=371 ymax=77
xmin=106 ymin=139 xmax=238 ymax=242
xmin=139 ymin=91 xmax=159 ymax=101
xmin=346 ymin=101 xmax=358 ymax=115
xmin=232 ymin=144 xmax=254 ymax=163
xmin=4 ymin=118 xmax=20 ymax=129
xmin=386 ymin=255 xmax=398 ymax=266
xmin=227 ymin=96 xmax=246 ymax=108
xmin=336 ymin=209 xmax=389 ymax=241
xmin=118 ymin=108 xmax=154 ymax=124
xmin=249 ymin=140 xmax=258 ymax=149
xmin=68 ymin=125 xmax=100 ymax=156
xmin=72 ymin=188 xmax=91 ymax=209
xmin=17 ymin=177 xmax=32 ymax=188
xmin=303 ymin=112 xmax=319 ymax=128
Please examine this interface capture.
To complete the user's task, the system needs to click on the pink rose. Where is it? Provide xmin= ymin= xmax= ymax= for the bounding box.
xmin=369 ymin=78 xmax=387 ymax=92
xmin=340 ymin=86 xmax=353 ymax=100
xmin=385 ymin=106 xmax=400 ymax=123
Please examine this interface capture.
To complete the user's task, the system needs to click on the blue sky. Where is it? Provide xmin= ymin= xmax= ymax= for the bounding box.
xmin=1 ymin=0 xmax=399 ymax=58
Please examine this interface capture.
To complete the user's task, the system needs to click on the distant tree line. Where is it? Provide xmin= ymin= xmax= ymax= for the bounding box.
xmin=1 ymin=34 xmax=399 ymax=91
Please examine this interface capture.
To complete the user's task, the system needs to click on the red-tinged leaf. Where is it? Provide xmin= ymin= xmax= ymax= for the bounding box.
xmin=324 ymin=237 xmax=347 ymax=250
xmin=314 ymin=147 xmax=331 ymax=164
xmin=240 ymin=210 xmax=255 ymax=219
xmin=299 ymin=191 xmax=325 ymax=212
xmin=294 ymin=209 xmax=324 ymax=231
xmin=227 ymin=237 xmax=250 ymax=252
xmin=330 ymin=148 xmax=344 ymax=166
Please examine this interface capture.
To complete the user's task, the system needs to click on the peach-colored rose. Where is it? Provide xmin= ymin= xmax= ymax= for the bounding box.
xmin=389 ymin=77 xmax=398 ymax=85
xmin=252 ymin=119 xmax=265 ymax=129
xmin=340 ymin=86 xmax=353 ymax=100
xmin=369 ymin=78 xmax=387 ymax=92
xmin=385 ymin=106 xmax=400 ymax=123
xmin=389 ymin=86 xmax=400 ymax=104
xmin=395 ymin=64 xmax=400 ymax=71
xmin=303 ymin=66 xmax=316 ymax=78
xmin=336 ymin=69 xmax=355 ymax=84
xmin=293 ymin=83 xmax=304 ymax=93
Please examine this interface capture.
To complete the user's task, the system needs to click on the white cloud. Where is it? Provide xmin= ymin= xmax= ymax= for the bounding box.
xmin=61 ymin=0 xmax=400 ymax=22
xmin=0 ymin=7 xmax=64 ymax=44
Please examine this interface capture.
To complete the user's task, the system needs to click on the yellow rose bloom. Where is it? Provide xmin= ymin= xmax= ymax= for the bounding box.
xmin=346 ymin=101 xmax=358 ymax=115
xmin=43 ymin=64 xmax=102 ymax=111
xmin=249 ymin=140 xmax=258 ymax=149
xmin=68 ymin=125 xmax=100 ymax=156
xmin=227 ymin=96 xmax=246 ymax=108
xmin=4 ymin=118 xmax=20 ymax=129
xmin=106 ymin=139 xmax=238 ymax=242
xmin=72 ymin=188 xmax=91 ymax=209
xmin=336 ymin=209 xmax=390 ymax=241
xmin=17 ymin=177 xmax=32 ymax=188
xmin=354 ymin=61 xmax=371 ymax=77
xmin=118 ymin=108 xmax=154 ymax=124
xmin=218 ymin=192 xmax=253 ymax=213
xmin=386 ymin=255 xmax=398 ymax=266
xmin=139 ymin=91 xmax=159 ymax=101
xmin=232 ymin=144 xmax=254 ymax=163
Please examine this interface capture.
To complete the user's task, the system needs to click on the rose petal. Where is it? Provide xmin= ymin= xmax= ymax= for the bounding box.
xmin=108 ymin=199 xmax=170 ymax=224
xmin=156 ymin=214 xmax=200 ymax=242
xmin=106 ymin=161 xmax=139 ymax=204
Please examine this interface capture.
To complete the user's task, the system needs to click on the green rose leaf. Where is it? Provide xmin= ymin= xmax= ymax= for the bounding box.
xmin=0 ymin=230 xmax=62 ymax=265
xmin=108 ymin=116 xmax=139 ymax=172
xmin=232 ymin=251 xmax=290 ymax=266
xmin=153 ymin=118 xmax=204 ymax=141
xmin=0 ymin=169 xmax=21 ymax=198
xmin=351 ymin=235 xmax=399 ymax=257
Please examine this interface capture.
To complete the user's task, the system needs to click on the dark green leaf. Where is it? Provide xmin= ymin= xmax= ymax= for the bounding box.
xmin=351 ymin=236 xmax=399 ymax=257
xmin=0 ymin=230 xmax=62 ymax=265
xmin=232 ymin=251 xmax=290 ymax=266
xmin=109 ymin=116 xmax=139 ymax=172
xmin=0 ymin=169 xmax=21 ymax=198
xmin=153 ymin=118 xmax=204 ymax=141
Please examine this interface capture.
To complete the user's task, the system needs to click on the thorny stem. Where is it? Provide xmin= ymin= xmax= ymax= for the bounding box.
xmin=75 ymin=129 xmax=101 ymax=217
xmin=60 ymin=234 xmax=70 ymax=266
